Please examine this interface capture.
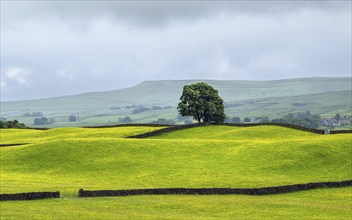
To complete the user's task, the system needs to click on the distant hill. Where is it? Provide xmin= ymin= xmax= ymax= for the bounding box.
xmin=1 ymin=77 xmax=351 ymax=127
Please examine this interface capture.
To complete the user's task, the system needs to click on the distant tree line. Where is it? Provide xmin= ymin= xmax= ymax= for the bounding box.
xmin=0 ymin=120 xmax=26 ymax=129
xmin=151 ymin=105 xmax=172 ymax=110
xmin=132 ymin=106 xmax=150 ymax=114
xmin=225 ymin=117 xmax=251 ymax=123
xmin=225 ymin=111 xmax=322 ymax=129
xmin=125 ymin=104 xmax=140 ymax=109
xmin=21 ymin=112 xmax=44 ymax=117
xmin=225 ymin=117 xmax=241 ymax=123
xmin=321 ymin=113 xmax=352 ymax=129
xmin=271 ymin=111 xmax=321 ymax=128
xmin=131 ymin=105 xmax=172 ymax=114
xmin=34 ymin=117 xmax=55 ymax=125
xmin=151 ymin=118 xmax=176 ymax=125
xmin=110 ymin=105 xmax=173 ymax=113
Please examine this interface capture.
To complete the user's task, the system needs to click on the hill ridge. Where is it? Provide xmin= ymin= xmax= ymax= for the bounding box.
xmin=2 ymin=77 xmax=351 ymax=103
xmin=1 ymin=77 xmax=351 ymax=127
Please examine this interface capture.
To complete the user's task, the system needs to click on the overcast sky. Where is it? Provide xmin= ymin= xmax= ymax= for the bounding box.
xmin=1 ymin=1 xmax=351 ymax=101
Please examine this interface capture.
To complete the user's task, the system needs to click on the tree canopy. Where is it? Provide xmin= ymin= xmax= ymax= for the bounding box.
xmin=0 ymin=120 xmax=26 ymax=129
xmin=272 ymin=111 xmax=321 ymax=128
xmin=177 ymin=82 xmax=226 ymax=123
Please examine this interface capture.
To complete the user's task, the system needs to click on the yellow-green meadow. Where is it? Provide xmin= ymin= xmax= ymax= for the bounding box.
xmin=1 ymin=125 xmax=351 ymax=219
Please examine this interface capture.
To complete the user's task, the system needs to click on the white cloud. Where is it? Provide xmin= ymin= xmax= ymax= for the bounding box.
xmin=5 ymin=68 xmax=29 ymax=85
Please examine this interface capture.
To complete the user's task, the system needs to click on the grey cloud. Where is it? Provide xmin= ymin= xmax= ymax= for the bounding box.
xmin=1 ymin=1 xmax=351 ymax=100
xmin=2 ymin=1 xmax=349 ymax=27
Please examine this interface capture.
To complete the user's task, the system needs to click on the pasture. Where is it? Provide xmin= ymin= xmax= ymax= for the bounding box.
xmin=0 ymin=125 xmax=351 ymax=219
xmin=1 ymin=188 xmax=351 ymax=219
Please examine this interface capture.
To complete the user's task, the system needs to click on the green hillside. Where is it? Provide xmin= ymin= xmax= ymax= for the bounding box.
xmin=150 ymin=125 xmax=319 ymax=140
xmin=1 ymin=77 xmax=351 ymax=127
xmin=3 ymin=77 xmax=351 ymax=110
xmin=225 ymin=90 xmax=352 ymax=118
xmin=1 ymin=125 xmax=351 ymax=219
xmin=0 ymin=126 xmax=166 ymax=145
xmin=1 ymin=126 xmax=350 ymax=195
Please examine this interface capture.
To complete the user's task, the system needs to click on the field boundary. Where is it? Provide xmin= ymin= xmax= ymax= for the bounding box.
xmin=82 ymin=123 xmax=170 ymax=128
xmin=78 ymin=180 xmax=352 ymax=197
xmin=21 ymin=123 xmax=351 ymax=133
xmin=0 ymin=191 xmax=60 ymax=201
xmin=330 ymin=130 xmax=352 ymax=134
xmin=24 ymin=127 xmax=50 ymax=130
xmin=126 ymin=123 xmax=204 ymax=138
xmin=21 ymin=123 xmax=170 ymax=130
xmin=0 ymin=143 xmax=31 ymax=147
xmin=1 ymin=180 xmax=350 ymax=201
xmin=126 ymin=122 xmax=326 ymax=138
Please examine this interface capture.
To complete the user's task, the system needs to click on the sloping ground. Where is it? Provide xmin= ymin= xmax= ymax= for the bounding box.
xmin=148 ymin=125 xmax=321 ymax=140
xmin=225 ymin=89 xmax=352 ymax=118
xmin=1 ymin=187 xmax=351 ymax=219
xmin=1 ymin=125 xmax=351 ymax=219
xmin=1 ymin=126 xmax=350 ymax=196
xmin=2 ymin=77 xmax=351 ymax=112
xmin=0 ymin=126 xmax=166 ymax=145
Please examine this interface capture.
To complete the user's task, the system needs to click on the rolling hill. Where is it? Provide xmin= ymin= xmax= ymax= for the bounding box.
xmin=1 ymin=125 xmax=351 ymax=219
xmin=1 ymin=77 xmax=351 ymax=127
xmin=1 ymin=125 xmax=350 ymax=194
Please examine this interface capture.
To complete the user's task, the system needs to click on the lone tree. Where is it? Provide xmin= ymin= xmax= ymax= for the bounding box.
xmin=177 ymin=82 xmax=226 ymax=123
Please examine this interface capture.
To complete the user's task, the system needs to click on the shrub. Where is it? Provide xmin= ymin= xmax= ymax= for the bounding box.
xmin=34 ymin=117 xmax=51 ymax=125
xmin=67 ymin=115 xmax=77 ymax=122
xmin=121 ymin=116 xmax=132 ymax=123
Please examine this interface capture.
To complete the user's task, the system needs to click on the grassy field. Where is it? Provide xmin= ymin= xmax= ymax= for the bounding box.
xmin=150 ymin=125 xmax=321 ymax=140
xmin=1 ymin=77 xmax=351 ymax=127
xmin=1 ymin=187 xmax=351 ymax=219
xmin=0 ymin=126 xmax=166 ymax=145
xmin=1 ymin=126 xmax=350 ymax=194
xmin=0 ymin=125 xmax=351 ymax=219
